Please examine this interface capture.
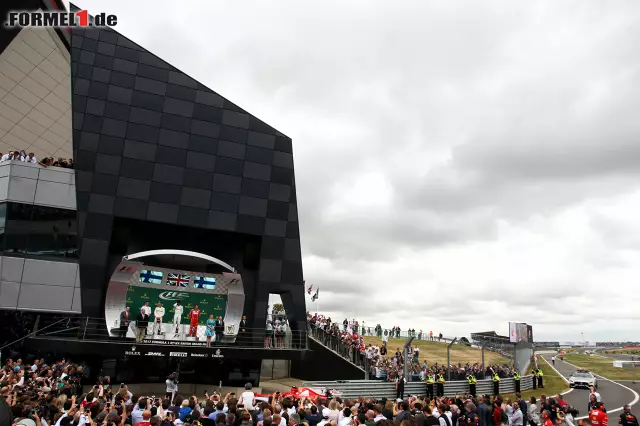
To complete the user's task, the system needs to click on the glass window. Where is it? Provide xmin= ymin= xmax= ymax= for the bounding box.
xmin=194 ymin=276 xmax=216 ymax=290
xmin=0 ymin=203 xmax=7 ymax=226
xmin=4 ymin=204 xmax=33 ymax=254
xmin=0 ymin=203 xmax=78 ymax=258
xmin=26 ymin=205 xmax=78 ymax=257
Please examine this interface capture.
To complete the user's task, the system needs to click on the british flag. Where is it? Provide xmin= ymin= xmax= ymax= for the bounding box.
xmin=167 ymin=273 xmax=190 ymax=287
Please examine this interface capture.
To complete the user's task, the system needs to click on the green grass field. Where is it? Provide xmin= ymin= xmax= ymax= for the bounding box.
xmin=361 ymin=336 xmax=510 ymax=366
xmin=564 ymin=354 xmax=640 ymax=380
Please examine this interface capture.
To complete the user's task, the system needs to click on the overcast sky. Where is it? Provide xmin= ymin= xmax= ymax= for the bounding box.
xmin=76 ymin=0 xmax=640 ymax=341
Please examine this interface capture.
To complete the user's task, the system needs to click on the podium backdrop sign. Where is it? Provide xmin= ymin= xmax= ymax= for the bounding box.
xmin=126 ymin=286 xmax=227 ymax=325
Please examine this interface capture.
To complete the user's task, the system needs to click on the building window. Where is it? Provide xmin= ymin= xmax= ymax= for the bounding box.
xmin=0 ymin=203 xmax=78 ymax=258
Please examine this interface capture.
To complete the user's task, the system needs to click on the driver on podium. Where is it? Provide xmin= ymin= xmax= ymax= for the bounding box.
xmin=154 ymin=302 xmax=165 ymax=335
xmin=188 ymin=304 xmax=201 ymax=340
xmin=173 ymin=300 xmax=183 ymax=337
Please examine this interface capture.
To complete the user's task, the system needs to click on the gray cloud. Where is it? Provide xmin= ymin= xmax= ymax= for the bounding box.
xmin=81 ymin=0 xmax=640 ymax=340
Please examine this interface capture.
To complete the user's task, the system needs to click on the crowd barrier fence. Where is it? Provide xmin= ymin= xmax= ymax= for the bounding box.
xmin=301 ymin=376 xmax=534 ymax=399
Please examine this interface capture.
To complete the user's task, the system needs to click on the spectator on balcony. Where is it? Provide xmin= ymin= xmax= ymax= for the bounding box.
xmin=23 ymin=152 xmax=37 ymax=163
xmin=265 ymin=320 xmax=274 ymax=348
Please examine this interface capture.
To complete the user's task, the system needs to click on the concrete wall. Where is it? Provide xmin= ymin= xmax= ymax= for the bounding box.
xmin=0 ymin=255 xmax=81 ymax=313
xmin=0 ymin=160 xmax=76 ymax=209
xmin=515 ymin=342 xmax=534 ymax=374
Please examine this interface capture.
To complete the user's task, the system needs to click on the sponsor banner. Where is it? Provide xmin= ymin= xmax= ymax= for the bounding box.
xmin=145 ymin=351 xmax=165 ymax=357
xmin=126 ymin=287 xmax=227 ymax=325
xmin=124 ymin=346 xmax=141 ymax=356
xmin=142 ymin=339 xmax=208 ymax=347
xmin=169 ymin=352 xmax=188 ymax=357
xmin=190 ymin=353 xmax=209 ymax=358
xmin=213 ymin=349 xmax=224 ymax=358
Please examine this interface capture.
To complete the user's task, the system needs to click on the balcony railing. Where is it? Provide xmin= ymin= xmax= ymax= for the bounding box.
xmin=308 ymin=324 xmax=367 ymax=370
xmin=32 ymin=316 xmax=308 ymax=350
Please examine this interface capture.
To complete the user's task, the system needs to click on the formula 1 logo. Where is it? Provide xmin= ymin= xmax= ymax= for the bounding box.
xmin=4 ymin=10 xmax=117 ymax=28
xmin=160 ymin=291 xmax=189 ymax=301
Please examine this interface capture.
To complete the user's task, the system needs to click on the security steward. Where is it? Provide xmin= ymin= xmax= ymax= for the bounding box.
xmin=426 ymin=373 xmax=435 ymax=399
xmin=467 ymin=372 xmax=477 ymax=397
xmin=492 ymin=371 xmax=500 ymax=396
xmin=531 ymin=368 xmax=538 ymax=390
xmin=513 ymin=371 xmax=521 ymax=393
xmin=436 ymin=372 xmax=445 ymax=397
xmin=537 ymin=367 xmax=544 ymax=388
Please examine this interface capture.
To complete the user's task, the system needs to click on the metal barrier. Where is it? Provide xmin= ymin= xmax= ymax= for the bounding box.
xmin=308 ymin=325 xmax=367 ymax=370
xmin=302 ymin=376 xmax=535 ymax=399
xmin=33 ymin=316 xmax=307 ymax=349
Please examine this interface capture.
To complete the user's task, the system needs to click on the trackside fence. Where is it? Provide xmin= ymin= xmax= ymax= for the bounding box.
xmin=301 ymin=376 xmax=534 ymax=399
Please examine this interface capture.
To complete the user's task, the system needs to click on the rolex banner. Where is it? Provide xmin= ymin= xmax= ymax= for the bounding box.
xmin=126 ymin=287 xmax=227 ymax=325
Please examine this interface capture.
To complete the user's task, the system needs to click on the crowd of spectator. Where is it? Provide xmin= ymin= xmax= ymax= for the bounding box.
xmin=0 ymin=355 xmax=93 ymax=426
xmin=0 ymin=354 xmax=595 ymax=426
xmin=307 ymin=314 xmax=516 ymax=383
xmin=0 ymin=150 xmax=73 ymax=169
xmin=1 ymin=151 xmax=37 ymax=163
xmin=39 ymin=157 xmax=74 ymax=169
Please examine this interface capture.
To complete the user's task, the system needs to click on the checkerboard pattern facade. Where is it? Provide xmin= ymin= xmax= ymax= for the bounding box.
xmin=69 ymin=26 xmax=305 ymax=330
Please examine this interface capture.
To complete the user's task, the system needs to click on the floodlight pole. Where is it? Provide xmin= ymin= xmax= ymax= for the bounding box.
xmin=481 ymin=342 xmax=487 ymax=369
xmin=447 ymin=338 xmax=457 ymax=381
xmin=404 ymin=336 xmax=415 ymax=380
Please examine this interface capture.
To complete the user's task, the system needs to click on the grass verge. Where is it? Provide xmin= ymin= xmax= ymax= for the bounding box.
xmin=564 ymin=354 xmax=640 ymax=380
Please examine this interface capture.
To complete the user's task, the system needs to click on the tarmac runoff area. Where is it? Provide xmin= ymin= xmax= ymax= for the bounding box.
xmin=540 ymin=354 xmax=639 ymax=419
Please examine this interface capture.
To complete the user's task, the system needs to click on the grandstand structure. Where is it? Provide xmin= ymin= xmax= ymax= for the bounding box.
xmin=470 ymin=331 xmax=512 ymax=348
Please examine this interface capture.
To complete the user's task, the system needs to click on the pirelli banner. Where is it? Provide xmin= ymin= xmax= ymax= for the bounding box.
xmin=126 ymin=287 xmax=227 ymax=325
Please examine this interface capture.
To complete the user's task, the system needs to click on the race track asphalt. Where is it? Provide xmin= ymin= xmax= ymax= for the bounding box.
xmin=539 ymin=355 xmax=638 ymax=418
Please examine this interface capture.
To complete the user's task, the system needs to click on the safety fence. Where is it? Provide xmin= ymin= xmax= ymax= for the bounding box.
xmin=302 ymin=376 xmax=534 ymax=399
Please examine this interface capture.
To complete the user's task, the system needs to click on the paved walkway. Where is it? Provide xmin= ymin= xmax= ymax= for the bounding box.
xmin=540 ymin=355 xmax=638 ymax=418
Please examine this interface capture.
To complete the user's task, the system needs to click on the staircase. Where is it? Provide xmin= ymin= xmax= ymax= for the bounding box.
xmin=289 ymin=326 xmax=367 ymax=381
